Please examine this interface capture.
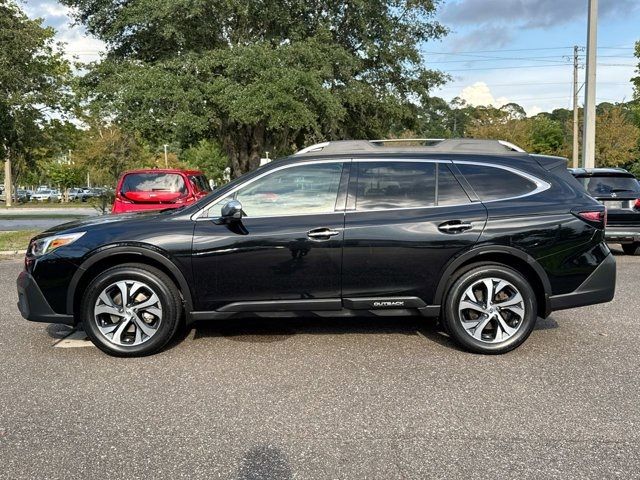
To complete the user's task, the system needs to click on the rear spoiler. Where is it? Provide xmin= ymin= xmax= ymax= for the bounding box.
xmin=530 ymin=154 xmax=568 ymax=171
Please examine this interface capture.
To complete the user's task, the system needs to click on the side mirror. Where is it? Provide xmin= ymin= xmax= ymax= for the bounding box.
xmin=219 ymin=199 xmax=243 ymax=222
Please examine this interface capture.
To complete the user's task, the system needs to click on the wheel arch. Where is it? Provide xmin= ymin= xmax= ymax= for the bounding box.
xmin=67 ymin=244 xmax=194 ymax=323
xmin=433 ymin=246 xmax=553 ymax=318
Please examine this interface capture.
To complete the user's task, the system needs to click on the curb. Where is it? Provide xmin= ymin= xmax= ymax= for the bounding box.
xmin=0 ymin=250 xmax=25 ymax=256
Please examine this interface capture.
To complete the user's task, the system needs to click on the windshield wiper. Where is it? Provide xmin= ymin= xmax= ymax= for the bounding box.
xmin=609 ymin=188 xmax=637 ymax=193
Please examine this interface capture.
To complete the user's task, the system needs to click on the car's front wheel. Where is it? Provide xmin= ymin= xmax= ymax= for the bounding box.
xmin=443 ymin=264 xmax=537 ymax=354
xmin=81 ymin=264 xmax=182 ymax=356
xmin=622 ymin=242 xmax=640 ymax=255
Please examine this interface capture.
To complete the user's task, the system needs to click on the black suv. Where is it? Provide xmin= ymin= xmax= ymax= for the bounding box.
xmin=17 ymin=139 xmax=616 ymax=356
xmin=570 ymin=168 xmax=640 ymax=255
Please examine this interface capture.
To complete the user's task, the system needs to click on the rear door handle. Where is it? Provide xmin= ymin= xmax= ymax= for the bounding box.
xmin=307 ymin=228 xmax=341 ymax=240
xmin=438 ymin=221 xmax=473 ymax=233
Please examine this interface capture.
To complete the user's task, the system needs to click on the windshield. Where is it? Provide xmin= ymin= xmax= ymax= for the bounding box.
xmin=579 ymin=176 xmax=640 ymax=196
xmin=121 ymin=173 xmax=187 ymax=194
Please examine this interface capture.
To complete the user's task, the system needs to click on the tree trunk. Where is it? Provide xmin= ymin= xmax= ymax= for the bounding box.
xmin=222 ymin=122 xmax=266 ymax=178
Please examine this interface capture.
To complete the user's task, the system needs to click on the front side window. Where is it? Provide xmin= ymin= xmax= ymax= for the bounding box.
xmin=211 ymin=162 xmax=343 ymax=217
xmin=455 ymin=163 xmax=537 ymax=201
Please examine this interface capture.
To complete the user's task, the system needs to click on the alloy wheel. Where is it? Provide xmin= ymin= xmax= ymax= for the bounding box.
xmin=457 ymin=277 xmax=526 ymax=344
xmin=93 ymin=280 xmax=163 ymax=346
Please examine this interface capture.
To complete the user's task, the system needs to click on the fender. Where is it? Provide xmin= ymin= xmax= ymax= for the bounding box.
xmin=432 ymin=245 xmax=552 ymax=311
xmin=66 ymin=244 xmax=194 ymax=318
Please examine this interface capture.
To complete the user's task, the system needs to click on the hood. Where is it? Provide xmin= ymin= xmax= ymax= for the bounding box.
xmin=37 ymin=210 xmax=174 ymax=238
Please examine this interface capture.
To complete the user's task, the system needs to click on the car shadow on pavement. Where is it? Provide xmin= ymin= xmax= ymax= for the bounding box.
xmin=236 ymin=444 xmax=293 ymax=480
xmin=167 ymin=315 xmax=463 ymax=350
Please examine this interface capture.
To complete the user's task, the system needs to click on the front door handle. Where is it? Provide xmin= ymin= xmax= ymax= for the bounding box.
xmin=307 ymin=228 xmax=341 ymax=240
xmin=438 ymin=221 xmax=473 ymax=234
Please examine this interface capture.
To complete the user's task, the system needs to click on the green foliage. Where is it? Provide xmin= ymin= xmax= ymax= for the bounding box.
xmin=64 ymin=0 xmax=448 ymax=175
xmin=181 ymin=140 xmax=229 ymax=186
xmin=72 ymin=124 xmax=154 ymax=184
xmin=0 ymin=0 xmax=71 ymax=174
xmin=46 ymin=161 xmax=86 ymax=196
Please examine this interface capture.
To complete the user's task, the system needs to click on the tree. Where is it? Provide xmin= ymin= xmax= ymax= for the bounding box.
xmin=181 ymin=140 xmax=229 ymax=186
xmin=595 ymin=106 xmax=639 ymax=167
xmin=0 ymin=0 xmax=71 ymax=191
xmin=73 ymin=123 xmax=154 ymax=184
xmin=64 ymin=0 xmax=448 ymax=176
xmin=46 ymin=160 xmax=86 ymax=202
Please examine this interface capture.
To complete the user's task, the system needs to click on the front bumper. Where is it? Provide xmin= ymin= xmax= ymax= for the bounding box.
xmin=16 ymin=270 xmax=74 ymax=325
xmin=605 ymin=225 xmax=640 ymax=243
xmin=548 ymin=253 xmax=616 ymax=312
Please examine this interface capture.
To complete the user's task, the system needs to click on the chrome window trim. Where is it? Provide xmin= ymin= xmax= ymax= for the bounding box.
xmin=193 ymin=157 xmax=550 ymax=219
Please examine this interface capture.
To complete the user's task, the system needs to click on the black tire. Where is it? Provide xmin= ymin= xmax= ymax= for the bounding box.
xmin=443 ymin=263 xmax=537 ymax=354
xmin=81 ymin=263 xmax=182 ymax=357
xmin=622 ymin=242 xmax=640 ymax=255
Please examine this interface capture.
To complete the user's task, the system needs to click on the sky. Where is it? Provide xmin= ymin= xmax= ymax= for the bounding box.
xmin=21 ymin=0 xmax=640 ymax=117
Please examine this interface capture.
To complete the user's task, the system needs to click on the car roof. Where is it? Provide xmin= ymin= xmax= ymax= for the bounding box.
xmin=568 ymin=167 xmax=634 ymax=177
xmin=121 ymin=168 xmax=204 ymax=176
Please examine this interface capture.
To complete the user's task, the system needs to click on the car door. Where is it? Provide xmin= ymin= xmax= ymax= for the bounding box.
xmin=341 ymin=159 xmax=487 ymax=308
xmin=191 ymin=160 xmax=349 ymax=311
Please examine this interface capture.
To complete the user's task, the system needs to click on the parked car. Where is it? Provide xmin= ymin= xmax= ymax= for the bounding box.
xmin=18 ymin=139 xmax=615 ymax=357
xmin=112 ymin=169 xmax=211 ymax=214
xmin=31 ymin=189 xmax=60 ymax=202
xmin=0 ymin=188 xmax=29 ymax=203
xmin=570 ymin=168 xmax=640 ymax=255
xmin=68 ymin=188 xmax=90 ymax=202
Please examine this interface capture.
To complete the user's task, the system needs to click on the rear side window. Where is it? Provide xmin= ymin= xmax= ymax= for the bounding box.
xmin=355 ymin=161 xmax=470 ymax=210
xmin=356 ymin=162 xmax=436 ymax=210
xmin=455 ymin=163 xmax=537 ymax=201
xmin=121 ymin=173 xmax=187 ymax=194
xmin=578 ymin=176 xmax=640 ymax=196
xmin=189 ymin=174 xmax=211 ymax=193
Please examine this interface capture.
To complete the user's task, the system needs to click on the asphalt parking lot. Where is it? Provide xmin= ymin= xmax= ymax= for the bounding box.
xmin=1 ymin=250 xmax=639 ymax=479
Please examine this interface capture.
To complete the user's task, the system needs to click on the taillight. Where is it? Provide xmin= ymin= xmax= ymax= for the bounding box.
xmin=634 ymin=199 xmax=640 ymax=210
xmin=573 ymin=209 xmax=606 ymax=228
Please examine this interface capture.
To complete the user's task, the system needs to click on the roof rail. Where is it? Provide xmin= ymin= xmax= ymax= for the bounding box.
xmin=294 ymin=138 xmax=526 ymax=156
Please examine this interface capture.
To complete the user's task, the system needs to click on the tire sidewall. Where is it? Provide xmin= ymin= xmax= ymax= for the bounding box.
xmin=444 ymin=265 xmax=537 ymax=354
xmin=81 ymin=266 xmax=179 ymax=356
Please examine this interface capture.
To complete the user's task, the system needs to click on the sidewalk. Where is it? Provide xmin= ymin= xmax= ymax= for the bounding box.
xmin=0 ymin=207 xmax=97 ymax=217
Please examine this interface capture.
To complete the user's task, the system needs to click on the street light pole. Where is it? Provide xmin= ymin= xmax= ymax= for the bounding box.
xmin=582 ymin=0 xmax=598 ymax=169
xmin=163 ymin=144 xmax=169 ymax=168
xmin=572 ymin=45 xmax=581 ymax=168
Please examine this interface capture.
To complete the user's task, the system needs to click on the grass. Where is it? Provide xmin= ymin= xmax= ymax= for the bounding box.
xmin=0 ymin=201 xmax=93 ymax=209
xmin=0 ymin=230 xmax=39 ymax=252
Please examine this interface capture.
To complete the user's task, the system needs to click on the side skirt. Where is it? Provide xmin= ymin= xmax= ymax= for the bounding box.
xmin=189 ymin=297 xmax=441 ymax=322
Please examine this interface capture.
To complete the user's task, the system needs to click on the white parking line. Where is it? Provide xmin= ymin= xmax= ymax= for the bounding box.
xmin=53 ymin=329 xmax=95 ymax=348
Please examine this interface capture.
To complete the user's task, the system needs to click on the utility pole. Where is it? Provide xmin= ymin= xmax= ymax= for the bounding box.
xmin=572 ymin=45 xmax=580 ymax=168
xmin=582 ymin=0 xmax=598 ymax=169
xmin=163 ymin=144 xmax=169 ymax=168
xmin=3 ymin=158 xmax=12 ymax=207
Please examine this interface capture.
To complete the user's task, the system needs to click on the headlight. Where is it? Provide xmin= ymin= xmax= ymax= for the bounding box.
xmin=29 ymin=232 xmax=86 ymax=257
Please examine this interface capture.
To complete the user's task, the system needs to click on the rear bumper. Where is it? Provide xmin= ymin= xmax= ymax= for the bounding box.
xmin=605 ymin=225 xmax=640 ymax=243
xmin=548 ymin=253 xmax=616 ymax=312
xmin=16 ymin=270 xmax=74 ymax=325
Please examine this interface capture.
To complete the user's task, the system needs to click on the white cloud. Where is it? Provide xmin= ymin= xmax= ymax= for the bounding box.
xmin=458 ymin=82 xmax=509 ymax=108
xmin=527 ymin=106 xmax=543 ymax=117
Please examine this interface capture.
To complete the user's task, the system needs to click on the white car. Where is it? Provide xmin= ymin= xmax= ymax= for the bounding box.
xmin=31 ymin=189 xmax=61 ymax=202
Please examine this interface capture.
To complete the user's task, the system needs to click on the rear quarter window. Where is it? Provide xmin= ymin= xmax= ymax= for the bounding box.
xmin=455 ymin=163 xmax=538 ymax=201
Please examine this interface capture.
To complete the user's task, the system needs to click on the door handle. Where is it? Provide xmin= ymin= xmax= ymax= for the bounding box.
xmin=438 ymin=221 xmax=473 ymax=233
xmin=307 ymin=228 xmax=341 ymax=240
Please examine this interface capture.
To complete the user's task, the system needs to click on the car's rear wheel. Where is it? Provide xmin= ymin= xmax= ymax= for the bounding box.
xmin=81 ymin=264 xmax=182 ymax=356
xmin=443 ymin=264 xmax=537 ymax=354
xmin=621 ymin=242 xmax=640 ymax=255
